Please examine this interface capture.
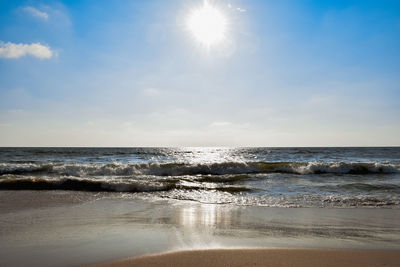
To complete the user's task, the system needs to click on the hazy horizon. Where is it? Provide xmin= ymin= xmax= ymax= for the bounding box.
xmin=0 ymin=145 xmax=399 ymax=149
xmin=1 ymin=0 xmax=399 ymax=147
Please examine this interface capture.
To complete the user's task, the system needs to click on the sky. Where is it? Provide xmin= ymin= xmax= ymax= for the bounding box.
xmin=0 ymin=0 xmax=399 ymax=147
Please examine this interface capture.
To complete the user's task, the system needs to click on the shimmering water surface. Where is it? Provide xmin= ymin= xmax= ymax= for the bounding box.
xmin=1 ymin=147 xmax=399 ymax=207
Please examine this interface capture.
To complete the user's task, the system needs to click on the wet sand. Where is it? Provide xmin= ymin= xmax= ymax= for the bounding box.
xmin=98 ymin=249 xmax=400 ymax=267
xmin=1 ymin=191 xmax=400 ymax=266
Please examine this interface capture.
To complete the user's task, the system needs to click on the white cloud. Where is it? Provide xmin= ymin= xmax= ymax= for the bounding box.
xmin=0 ymin=42 xmax=54 ymax=59
xmin=142 ymin=88 xmax=160 ymax=96
xmin=7 ymin=109 xmax=25 ymax=113
xmin=23 ymin=6 xmax=49 ymax=20
xmin=209 ymin=121 xmax=232 ymax=127
xmin=227 ymin=4 xmax=246 ymax=12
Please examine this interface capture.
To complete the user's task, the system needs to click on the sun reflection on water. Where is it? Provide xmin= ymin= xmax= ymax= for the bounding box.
xmin=179 ymin=204 xmax=232 ymax=228
xmin=176 ymin=147 xmax=240 ymax=164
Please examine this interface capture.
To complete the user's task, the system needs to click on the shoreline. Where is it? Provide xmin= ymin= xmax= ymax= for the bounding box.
xmin=1 ymin=191 xmax=400 ymax=266
xmin=96 ymin=248 xmax=400 ymax=267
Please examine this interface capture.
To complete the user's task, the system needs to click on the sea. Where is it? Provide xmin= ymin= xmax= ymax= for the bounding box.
xmin=1 ymin=147 xmax=399 ymax=208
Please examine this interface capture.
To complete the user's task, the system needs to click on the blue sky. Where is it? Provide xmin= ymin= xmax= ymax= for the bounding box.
xmin=0 ymin=0 xmax=399 ymax=146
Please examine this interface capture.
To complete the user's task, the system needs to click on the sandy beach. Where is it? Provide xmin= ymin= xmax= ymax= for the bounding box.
xmin=97 ymin=249 xmax=400 ymax=267
xmin=1 ymin=190 xmax=400 ymax=266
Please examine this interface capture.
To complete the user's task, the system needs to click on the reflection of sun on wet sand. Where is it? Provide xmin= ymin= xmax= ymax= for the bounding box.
xmin=98 ymin=249 xmax=400 ymax=267
xmin=1 ymin=191 xmax=400 ymax=266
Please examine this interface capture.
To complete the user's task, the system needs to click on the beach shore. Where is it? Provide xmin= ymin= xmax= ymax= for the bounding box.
xmin=97 ymin=248 xmax=400 ymax=267
xmin=1 ymin=191 xmax=400 ymax=266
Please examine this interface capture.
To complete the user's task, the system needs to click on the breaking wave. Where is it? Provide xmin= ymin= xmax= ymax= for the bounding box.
xmin=0 ymin=177 xmax=254 ymax=193
xmin=0 ymin=161 xmax=398 ymax=177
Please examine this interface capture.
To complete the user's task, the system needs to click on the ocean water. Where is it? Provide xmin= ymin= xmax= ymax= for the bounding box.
xmin=0 ymin=147 xmax=399 ymax=208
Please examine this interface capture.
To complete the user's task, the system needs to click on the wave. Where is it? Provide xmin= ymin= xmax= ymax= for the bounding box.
xmin=318 ymin=183 xmax=400 ymax=192
xmin=157 ymin=191 xmax=399 ymax=207
xmin=0 ymin=177 xmax=253 ymax=193
xmin=0 ymin=161 xmax=398 ymax=177
xmin=321 ymin=196 xmax=399 ymax=207
xmin=0 ymin=177 xmax=398 ymax=207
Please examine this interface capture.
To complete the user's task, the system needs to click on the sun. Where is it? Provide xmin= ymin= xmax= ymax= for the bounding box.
xmin=186 ymin=2 xmax=227 ymax=47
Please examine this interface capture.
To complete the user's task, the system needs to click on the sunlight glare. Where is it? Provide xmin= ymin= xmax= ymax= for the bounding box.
xmin=187 ymin=2 xmax=227 ymax=47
